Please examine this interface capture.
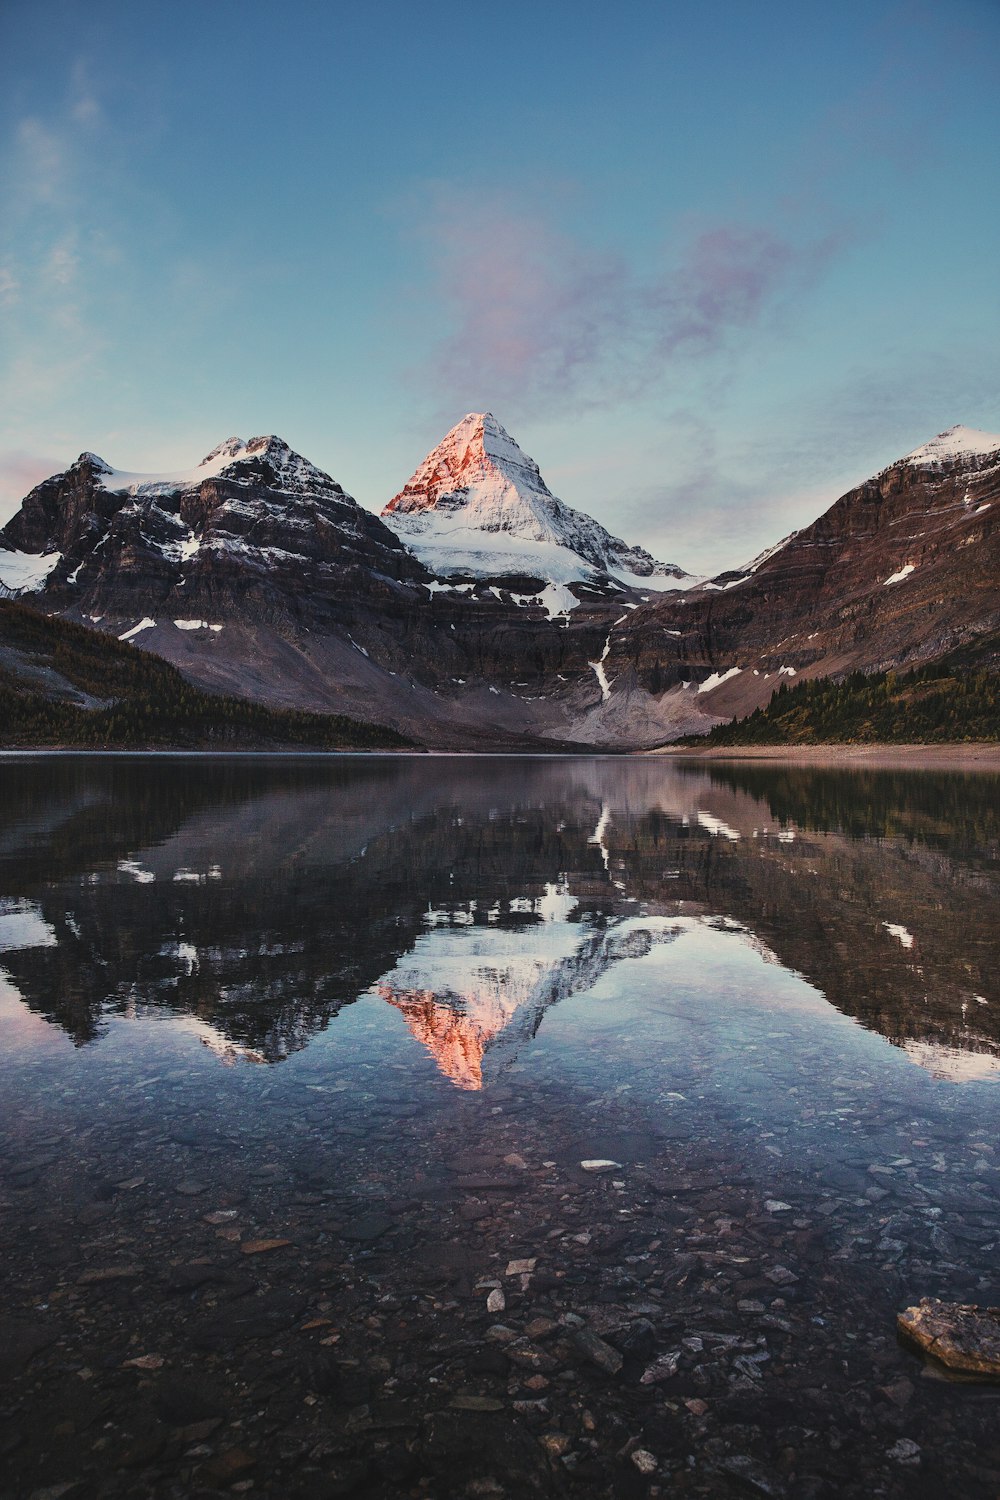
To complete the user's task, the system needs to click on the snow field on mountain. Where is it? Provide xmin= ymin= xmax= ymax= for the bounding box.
xmin=903 ymin=425 xmax=1000 ymax=466
xmin=0 ymin=550 xmax=61 ymax=592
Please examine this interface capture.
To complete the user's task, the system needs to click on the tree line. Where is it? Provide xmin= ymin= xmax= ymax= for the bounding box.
xmin=688 ymin=662 xmax=1000 ymax=746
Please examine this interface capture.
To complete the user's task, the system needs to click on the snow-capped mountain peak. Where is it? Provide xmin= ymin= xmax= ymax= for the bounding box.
xmin=201 ymin=436 xmax=247 ymax=464
xmin=384 ymin=412 xmax=552 ymax=528
xmin=88 ymin=434 xmax=350 ymax=503
xmin=902 ymin=425 xmax=1000 ymax=467
xmin=382 ymin=412 xmax=694 ymax=593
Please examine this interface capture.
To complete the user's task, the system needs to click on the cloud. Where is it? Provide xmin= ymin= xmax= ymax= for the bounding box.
xmin=69 ymin=57 xmax=104 ymax=127
xmin=12 ymin=117 xmax=68 ymax=209
xmin=648 ymin=225 xmax=848 ymax=359
xmin=0 ymin=63 xmax=113 ymax=425
xmin=411 ymin=191 xmax=628 ymax=413
xmin=408 ymin=189 xmax=852 ymax=418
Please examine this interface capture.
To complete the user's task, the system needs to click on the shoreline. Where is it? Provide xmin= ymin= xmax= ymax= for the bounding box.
xmin=1 ymin=741 xmax=999 ymax=767
xmin=649 ymin=741 xmax=1000 ymax=768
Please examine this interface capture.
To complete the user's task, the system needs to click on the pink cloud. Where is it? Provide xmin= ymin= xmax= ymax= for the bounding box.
xmin=652 ymin=227 xmax=791 ymax=354
xmin=415 ymin=194 xmax=627 ymax=410
xmin=410 ymin=191 xmax=852 ymax=415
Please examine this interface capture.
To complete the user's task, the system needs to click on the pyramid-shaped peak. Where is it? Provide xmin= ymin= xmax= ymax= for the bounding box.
xmin=383 ymin=413 xmax=549 ymax=518
xmin=380 ymin=414 xmax=692 ymax=590
xmin=448 ymin=411 xmax=532 ymax=466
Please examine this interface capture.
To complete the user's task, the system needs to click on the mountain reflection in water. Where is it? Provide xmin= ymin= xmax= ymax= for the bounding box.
xmin=0 ymin=755 xmax=997 ymax=1087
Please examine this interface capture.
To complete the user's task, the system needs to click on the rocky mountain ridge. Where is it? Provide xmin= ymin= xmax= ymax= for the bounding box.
xmin=0 ymin=417 xmax=997 ymax=748
xmin=599 ymin=423 xmax=1000 ymax=733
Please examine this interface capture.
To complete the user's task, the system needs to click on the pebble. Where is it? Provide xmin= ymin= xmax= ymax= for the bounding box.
xmin=77 ymin=1265 xmax=140 ymax=1284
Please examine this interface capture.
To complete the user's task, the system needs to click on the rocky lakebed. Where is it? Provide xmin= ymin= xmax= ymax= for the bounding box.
xmin=2 ymin=753 xmax=1000 ymax=1498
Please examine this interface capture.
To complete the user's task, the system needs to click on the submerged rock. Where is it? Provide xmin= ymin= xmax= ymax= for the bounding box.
xmin=898 ymin=1298 xmax=1000 ymax=1376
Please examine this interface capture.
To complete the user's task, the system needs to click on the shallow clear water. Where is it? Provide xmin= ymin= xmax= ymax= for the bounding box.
xmin=2 ymin=754 xmax=1000 ymax=1498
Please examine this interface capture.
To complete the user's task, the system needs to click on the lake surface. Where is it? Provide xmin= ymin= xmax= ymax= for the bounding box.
xmin=2 ymin=754 xmax=1000 ymax=1499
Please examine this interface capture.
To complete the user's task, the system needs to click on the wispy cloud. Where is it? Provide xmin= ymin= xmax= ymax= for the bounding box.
xmin=410 ymin=190 xmax=626 ymax=412
xmin=648 ymin=225 xmax=848 ymax=359
xmin=0 ymin=63 xmax=111 ymax=419
xmin=408 ymin=188 xmax=853 ymax=418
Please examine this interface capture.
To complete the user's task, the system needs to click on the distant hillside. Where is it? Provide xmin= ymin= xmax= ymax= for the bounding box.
xmin=687 ymin=655 xmax=1000 ymax=747
xmin=0 ymin=601 xmax=413 ymax=750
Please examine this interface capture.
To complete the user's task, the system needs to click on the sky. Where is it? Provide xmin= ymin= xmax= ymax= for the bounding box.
xmin=1 ymin=0 xmax=998 ymax=574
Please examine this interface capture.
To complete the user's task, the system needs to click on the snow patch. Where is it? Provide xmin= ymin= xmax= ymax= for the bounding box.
xmin=902 ymin=1041 xmax=1000 ymax=1082
xmin=0 ymin=900 xmax=58 ymax=951
xmin=0 ymin=549 xmax=62 ymax=593
xmin=508 ymin=582 xmax=579 ymax=620
xmin=883 ymin=564 xmax=915 ymax=586
xmin=697 ymin=667 xmax=741 ymax=694
xmin=118 ymin=618 xmax=156 ymax=641
xmin=883 ymin=922 xmax=914 ymax=949
xmin=696 ymin=810 xmax=741 ymax=842
xmin=173 ymin=619 xmax=223 ymax=632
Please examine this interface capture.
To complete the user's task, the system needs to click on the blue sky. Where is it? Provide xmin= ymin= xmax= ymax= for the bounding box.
xmin=1 ymin=0 xmax=998 ymax=572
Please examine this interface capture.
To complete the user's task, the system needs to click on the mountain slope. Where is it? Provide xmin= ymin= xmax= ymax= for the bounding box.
xmin=382 ymin=412 xmax=694 ymax=594
xmin=0 ymin=432 xmax=646 ymax=749
xmin=596 ymin=424 xmax=1000 ymax=740
xmin=0 ymin=599 xmax=412 ymax=749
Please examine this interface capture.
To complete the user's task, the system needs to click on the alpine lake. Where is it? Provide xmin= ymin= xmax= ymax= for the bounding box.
xmin=2 ymin=753 xmax=1000 ymax=1500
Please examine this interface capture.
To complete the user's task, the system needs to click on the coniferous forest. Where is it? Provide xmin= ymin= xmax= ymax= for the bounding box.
xmin=691 ymin=658 xmax=1000 ymax=747
xmin=0 ymin=601 xmax=413 ymax=750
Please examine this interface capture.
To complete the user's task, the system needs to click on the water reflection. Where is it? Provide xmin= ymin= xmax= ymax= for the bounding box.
xmin=0 ymin=755 xmax=997 ymax=1085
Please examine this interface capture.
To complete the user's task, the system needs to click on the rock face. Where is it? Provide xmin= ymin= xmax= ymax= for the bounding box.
xmin=383 ymin=411 xmax=693 ymax=592
xmin=0 ymin=434 xmax=424 ymax=609
xmin=898 ymin=1299 xmax=1000 ymax=1377
xmin=0 ymin=421 xmax=997 ymax=748
xmin=606 ymin=424 xmax=1000 ymax=726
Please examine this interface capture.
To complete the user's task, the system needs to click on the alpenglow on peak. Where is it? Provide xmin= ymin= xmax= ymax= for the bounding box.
xmin=381 ymin=412 xmax=694 ymax=591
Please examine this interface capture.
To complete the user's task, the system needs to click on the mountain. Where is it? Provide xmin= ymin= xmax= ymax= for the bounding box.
xmin=382 ymin=411 xmax=694 ymax=600
xmin=0 ymin=433 xmax=422 ymax=601
xmin=0 ymin=418 xmax=996 ymax=749
xmin=597 ymin=423 xmax=1000 ymax=739
xmin=0 ymin=430 xmax=659 ymax=749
